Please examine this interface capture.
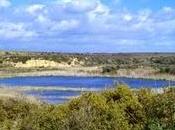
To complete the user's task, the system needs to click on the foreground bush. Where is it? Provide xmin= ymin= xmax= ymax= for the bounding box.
xmin=0 ymin=85 xmax=175 ymax=130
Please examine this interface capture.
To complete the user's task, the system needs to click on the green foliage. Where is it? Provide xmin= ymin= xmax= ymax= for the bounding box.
xmin=159 ymin=67 xmax=175 ymax=74
xmin=0 ymin=85 xmax=175 ymax=130
xmin=102 ymin=65 xmax=119 ymax=74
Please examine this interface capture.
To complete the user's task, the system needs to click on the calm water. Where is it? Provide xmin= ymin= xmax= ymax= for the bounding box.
xmin=0 ymin=76 xmax=175 ymax=104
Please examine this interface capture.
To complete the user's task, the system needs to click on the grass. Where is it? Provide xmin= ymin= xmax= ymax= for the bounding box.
xmin=0 ymin=88 xmax=41 ymax=104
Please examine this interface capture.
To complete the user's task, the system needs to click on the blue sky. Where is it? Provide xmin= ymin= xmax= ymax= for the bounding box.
xmin=0 ymin=0 xmax=175 ymax=52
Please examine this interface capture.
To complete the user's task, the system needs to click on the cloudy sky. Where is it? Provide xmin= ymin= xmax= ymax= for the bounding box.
xmin=0 ymin=0 xmax=175 ymax=52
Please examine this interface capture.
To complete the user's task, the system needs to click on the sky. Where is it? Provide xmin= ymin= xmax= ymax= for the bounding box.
xmin=0 ymin=0 xmax=175 ymax=52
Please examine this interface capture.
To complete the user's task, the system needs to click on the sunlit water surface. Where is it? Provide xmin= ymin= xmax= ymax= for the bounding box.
xmin=0 ymin=76 xmax=174 ymax=104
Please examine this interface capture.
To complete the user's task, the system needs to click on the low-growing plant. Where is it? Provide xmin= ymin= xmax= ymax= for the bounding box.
xmin=0 ymin=85 xmax=174 ymax=130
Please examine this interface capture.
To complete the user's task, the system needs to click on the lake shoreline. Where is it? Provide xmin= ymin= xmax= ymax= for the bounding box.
xmin=0 ymin=85 xmax=173 ymax=105
xmin=0 ymin=70 xmax=174 ymax=81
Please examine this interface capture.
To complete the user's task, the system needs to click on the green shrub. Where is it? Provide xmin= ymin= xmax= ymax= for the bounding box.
xmin=159 ymin=67 xmax=175 ymax=74
xmin=102 ymin=65 xmax=119 ymax=74
xmin=0 ymin=85 xmax=175 ymax=130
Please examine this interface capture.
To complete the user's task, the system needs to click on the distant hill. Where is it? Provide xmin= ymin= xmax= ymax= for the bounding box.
xmin=0 ymin=50 xmax=174 ymax=79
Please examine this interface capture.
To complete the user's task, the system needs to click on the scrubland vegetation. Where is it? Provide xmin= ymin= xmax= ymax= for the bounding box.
xmin=0 ymin=51 xmax=174 ymax=129
xmin=0 ymin=85 xmax=174 ymax=130
xmin=0 ymin=51 xmax=175 ymax=79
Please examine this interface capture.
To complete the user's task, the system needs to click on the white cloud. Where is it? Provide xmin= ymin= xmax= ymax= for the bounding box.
xmin=92 ymin=1 xmax=109 ymax=15
xmin=0 ymin=0 xmax=11 ymax=7
xmin=58 ymin=0 xmax=98 ymax=12
xmin=26 ymin=4 xmax=45 ymax=15
xmin=123 ymin=13 xmax=133 ymax=21
xmin=33 ymin=13 xmax=79 ymax=32
xmin=58 ymin=0 xmax=71 ymax=3
xmin=87 ymin=1 xmax=110 ymax=22
xmin=162 ymin=6 xmax=174 ymax=13
xmin=0 ymin=0 xmax=175 ymax=52
xmin=0 ymin=22 xmax=37 ymax=39
xmin=36 ymin=14 xmax=49 ymax=23
xmin=51 ymin=19 xmax=79 ymax=31
xmin=137 ymin=9 xmax=151 ymax=22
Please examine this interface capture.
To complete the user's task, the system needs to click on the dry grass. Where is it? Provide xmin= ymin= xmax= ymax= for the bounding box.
xmin=0 ymin=87 xmax=41 ymax=104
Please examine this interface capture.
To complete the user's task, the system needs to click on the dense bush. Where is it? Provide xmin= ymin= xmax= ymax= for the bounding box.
xmin=0 ymin=85 xmax=174 ymax=130
xmin=159 ymin=67 xmax=175 ymax=74
xmin=102 ymin=65 xmax=120 ymax=74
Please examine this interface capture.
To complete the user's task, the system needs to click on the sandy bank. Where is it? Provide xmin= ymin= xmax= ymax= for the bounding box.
xmin=0 ymin=69 xmax=174 ymax=81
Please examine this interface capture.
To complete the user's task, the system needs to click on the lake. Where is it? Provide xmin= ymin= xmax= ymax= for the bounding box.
xmin=0 ymin=76 xmax=175 ymax=104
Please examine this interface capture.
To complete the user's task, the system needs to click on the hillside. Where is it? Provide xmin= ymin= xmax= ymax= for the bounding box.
xmin=0 ymin=51 xmax=175 ymax=80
